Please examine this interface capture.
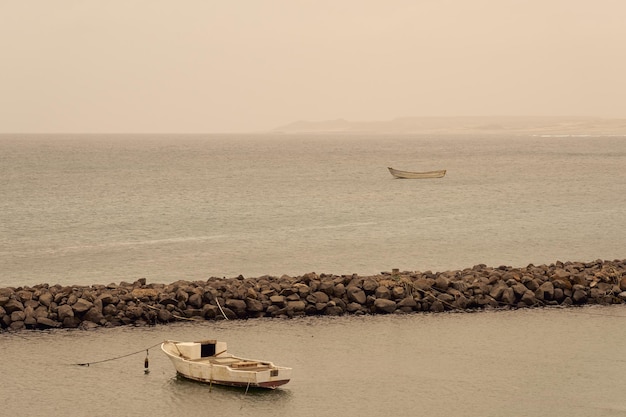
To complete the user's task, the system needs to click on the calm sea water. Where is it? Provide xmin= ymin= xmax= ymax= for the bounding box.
xmin=3 ymin=307 xmax=626 ymax=417
xmin=1 ymin=134 xmax=626 ymax=416
xmin=1 ymin=133 xmax=625 ymax=288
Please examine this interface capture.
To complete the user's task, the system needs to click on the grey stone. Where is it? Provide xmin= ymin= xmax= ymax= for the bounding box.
xmin=362 ymin=278 xmax=378 ymax=293
xmin=287 ymin=300 xmax=306 ymax=312
xmin=38 ymin=292 xmax=54 ymax=307
xmin=36 ymin=317 xmax=61 ymax=328
xmin=57 ymin=304 xmax=74 ymax=321
xmin=375 ymin=286 xmax=391 ymax=300
xmin=572 ymin=289 xmax=587 ymax=304
xmin=269 ymin=295 xmax=286 ymax=306
xmin=245 ymin=297 xmax=264 ymax=312
xmin=434 ymin=276 xmax=450 ymax=291
xmin=311 ymin=291 xmax=329 ymax=304
xmin=373 ymin=298 xmax=397 ymax=313
xmin=3 ymin=299 xmax=24 ymax=314
xmin=346 ymin=286 xmax=366 ymax=304
xmin=535 ymin=281 xmax=555 ymax=301
xmin=72 ymin=298 xmax=94 ymax=314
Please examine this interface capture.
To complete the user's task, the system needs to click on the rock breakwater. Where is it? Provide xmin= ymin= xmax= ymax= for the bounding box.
xmin=2 ymin=259 xmax=626 ymax=332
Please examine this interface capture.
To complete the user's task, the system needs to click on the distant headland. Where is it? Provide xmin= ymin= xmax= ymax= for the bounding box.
xmin=272 ymin=116 xmax=626 ymax=135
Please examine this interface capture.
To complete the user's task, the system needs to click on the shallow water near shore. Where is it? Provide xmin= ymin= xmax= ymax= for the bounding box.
xmin=3 ymin=305 xmax=626 ymax=417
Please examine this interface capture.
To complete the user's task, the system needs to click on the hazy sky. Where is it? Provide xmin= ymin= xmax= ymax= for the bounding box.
xmin=1 ymin=0 xmax=625 ymax=133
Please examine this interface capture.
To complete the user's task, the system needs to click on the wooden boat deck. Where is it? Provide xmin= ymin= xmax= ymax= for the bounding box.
xmin=190 ymin=356 xmax=272 ymax=371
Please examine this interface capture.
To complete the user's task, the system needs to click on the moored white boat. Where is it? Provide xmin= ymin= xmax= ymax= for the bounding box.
xmin=161 ymin=339 xmax=292 ymax=389
xmin=387 ymin=167 xmax=446 ymax=179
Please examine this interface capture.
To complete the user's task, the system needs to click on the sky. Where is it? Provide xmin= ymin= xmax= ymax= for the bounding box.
xmin=1 ymin=0 xmax=625 ymax=133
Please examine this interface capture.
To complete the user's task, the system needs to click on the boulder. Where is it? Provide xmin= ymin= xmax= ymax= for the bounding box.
xmin=57 ymin=304 xmax=74 ymax=321
xmin=36 ymin=317 xmax=61 ymax=328
xmin=97 ymin=293 xmax=115 ymax=305
xmin=83 ymin=307 xmax=105 ymax=324
xmin=453 ymin=294 xmax=470 ymax=309
xmin=434 ymin=276 xmax=450 ymax=291
xmin=572 ymin=289 xmax=587 ymax=304
xmin=489 ymin=283 xmax=507 ymax=300
xmin=520 ymin=290 xmax=537 ymax=306
xmin=103 ymin=304 xmax=118 ymax=316
xmin=225 ymin=299 xmax=247 ymax=316
xmin=375 ymin=286 xmax=391 ymax=300
xmin=346 ymin=286 xmax=366 ymax=304
xmin=0 ymin=288 xmax=14 ymax=298
xmin=451 ymin=279 xmax=469 ymax=292
xmin=3 ymin=299 xmax=24 ymax=314
xmin=324 ymin=305 xmax=344 ymax=316
xmin=535 ymin=281 xmax=555 ymax=301
xmin=175 ymin=289 xmax=189 ymax=303
xmin=524 ymin=279 xmax=541 ymax=292
xmin=11 ymin=310 xmax=26 ymax=322
xmin=125 ymin=306 xmax=144 ymax=319
xmin=38 ymin=292 xmax=54 ymax=307
xmin=397 ymin=297 xmax=417 ymax=309
xmin=62 ymin=316 xmax=81 ymax=328
xmin=414 ymin=278 xmax=433 ymax=291
xmin=157 ymin=308 xmax=173 ymax=322
xmin=10 ymin=320 xmax=25 ymax=331
xmin=187 ymin=293 xmax=202 ymax=308
xmin=287 ymin=300 xmax=306 ymax=312
xmin=245 ymin=298 xmax=264 ymax=312
xmin=319 ymin=280 xmax=335 ymax=295
xmin=16 ymin=290 xmax=33 ymax=302
xmin=219 ymin=307 xmax=237 ymax=320
xmin=131 ymin=288 xmax=159 ymax=301
xmin=362 ymin=278 xmax=379 ymax=293
xmin=201 ymin=304 xmax=218 ymax=319
xmin=501 ymin=288 xmax=516 ymax=305
xmin=294 ymin=283 xmax=311 ymax=297
xmin=269 ymin=295 xmax=286 ymax=306
xmin=346 ymin=302 xmax=363 ymax=313
xmin=430 ymin=300 xmax=445 ymax=312
xmin=333 ymin=283 xmax=346 ymax=297
xmin=373 ymin=298 xmax=396 ymax=313
xmin=391 ymin=286 xmax=406 ymax=300
xmin=79 ymin=321 xmax=99 ymax=330
xmin=72 ymin=298 xmax=94 ymax=314
xmin=34 ymin=306 xmax=48 ymax=318
xmin=512 ymin=283 xmax=528 ymax=297
xmin=311 ymin=291 xmax=329 ymax=304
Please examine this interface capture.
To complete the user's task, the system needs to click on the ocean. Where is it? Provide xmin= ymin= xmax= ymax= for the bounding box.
xmin=1 ymin=133 xmax=625 ymax=416
xmin=2 ymin=133 xmax=625 ymax=287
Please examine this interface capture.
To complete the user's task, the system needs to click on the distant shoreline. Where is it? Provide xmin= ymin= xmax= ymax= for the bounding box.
xmin=272 ymin=116 xmax=626 ymax=136
xmin=3 ymin=116 xmax=626 ymax=136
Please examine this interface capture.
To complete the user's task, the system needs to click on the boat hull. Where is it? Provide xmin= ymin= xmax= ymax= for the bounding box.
xmin=161 ymin=340 xmax=291 ymax=390
xmin=388 ymin=167 xmax=446 ymax=179
xmin=176 ymin=372 xmax=290 ymax=389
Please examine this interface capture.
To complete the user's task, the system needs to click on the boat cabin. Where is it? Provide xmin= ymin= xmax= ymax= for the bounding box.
xmin=175 ymin=340 xmax=228 ymax=360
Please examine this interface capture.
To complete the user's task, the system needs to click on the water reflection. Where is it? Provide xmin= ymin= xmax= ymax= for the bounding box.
xmin=161 ymin=373 xmax=294 ymax=416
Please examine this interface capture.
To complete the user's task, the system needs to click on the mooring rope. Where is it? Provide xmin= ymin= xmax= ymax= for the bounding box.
xmin=75 ymin=341 xmax=163 ymax=367
xmin=214 ymin=296 xmax=230 ymax=321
